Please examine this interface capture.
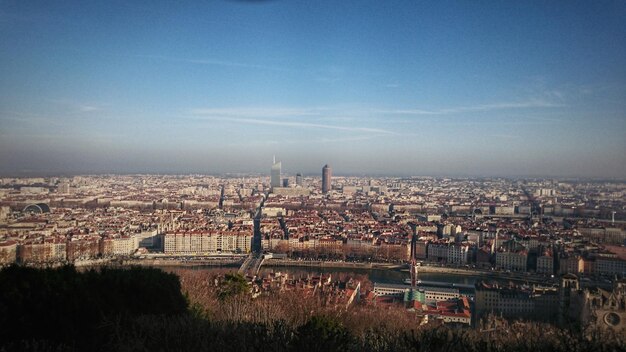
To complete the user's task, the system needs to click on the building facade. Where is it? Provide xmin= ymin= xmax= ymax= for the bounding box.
xmin=271 ymin=161 xmax=281 ymax=189
xmin=322 ymin=164 xmax=332 ymax=193
xmin=447 ymin=243 xmax=470 ymax=265
xmin=495 ymin=250 xmax=528 ymax=272
xmin=296 ymin=173 xmax=303 ymax=187
xmin=475 ymin=281 xmax=559 ymax=322
xmin=164 ymin=232 xmax=252 ymax=254
xmin=537 ymin=254 xmax=554 ymax=275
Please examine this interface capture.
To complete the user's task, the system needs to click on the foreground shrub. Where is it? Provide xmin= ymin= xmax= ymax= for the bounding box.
xmin=1 ymin=266 xmax=624 ymax=352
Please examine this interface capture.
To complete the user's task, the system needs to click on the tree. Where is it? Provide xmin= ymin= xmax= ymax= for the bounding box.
xmin=295 ymin=315 xmax=352 ymax=352
xmin=217 ymin=272 xmax=249 ymax=300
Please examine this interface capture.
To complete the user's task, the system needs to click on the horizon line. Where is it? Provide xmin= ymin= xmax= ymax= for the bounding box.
xmin=1 ymin=171 xmax=624 ymax=182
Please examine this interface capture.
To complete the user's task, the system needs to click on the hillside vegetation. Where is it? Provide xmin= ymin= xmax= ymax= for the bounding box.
xmin=0 ymin=266 xmax=623 ymax=352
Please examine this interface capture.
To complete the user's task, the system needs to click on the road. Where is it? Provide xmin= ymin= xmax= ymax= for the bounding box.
xmin=252 ymin=191 xmax=268 ymax=253
xmin=238 ymin=191 xmax=268 ymax=275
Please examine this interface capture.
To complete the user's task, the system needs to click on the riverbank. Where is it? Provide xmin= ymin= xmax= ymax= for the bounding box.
xmin=120 ymin=258 xmax=243 ymax=268
xmin=74 ymin=258 xmax=117 ymax=267
xmin=263 ymin=260 xmax=558 ymax=284
xmin=104 ymin=258 xmax=554 ymax=285
xmin=413 ymin=265 xmax=556 ymax=284
xmin=6 ymin=257 xmax=558 ymax=285
xmin=263 ymin=259 xmax=405 ymax=270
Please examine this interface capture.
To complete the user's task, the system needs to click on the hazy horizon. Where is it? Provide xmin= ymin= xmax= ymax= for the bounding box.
xmin=1 ymin=169 xmax=625 ymax=182
xmin=1 ymin=1 xmax=625 ymax=178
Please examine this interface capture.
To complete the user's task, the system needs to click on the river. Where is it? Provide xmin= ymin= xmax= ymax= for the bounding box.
xmin=164 ymin=265 xmax=501 ymax=286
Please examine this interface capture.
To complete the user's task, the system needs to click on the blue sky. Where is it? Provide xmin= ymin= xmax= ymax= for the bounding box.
xmin=0 ymin=1 xmax=625 ymax=177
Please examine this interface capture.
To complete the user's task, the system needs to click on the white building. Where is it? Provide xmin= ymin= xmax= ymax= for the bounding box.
xmin=447 ymin=244 xmax=470 ymax=265
xmin=424 ymin=287 xmax=460 ymax=303
xmin=164 ymin=232 xmax=252 ymax=254
xmin=111 ymin=236 xmax=138 ymax=255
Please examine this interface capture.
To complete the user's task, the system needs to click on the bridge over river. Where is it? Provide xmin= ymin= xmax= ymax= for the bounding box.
xmin=238 ymin=252 xmax=264 ymax=276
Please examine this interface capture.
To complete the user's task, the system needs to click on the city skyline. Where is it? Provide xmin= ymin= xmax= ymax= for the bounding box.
xmin=1 ymin=1 xmax=625 ymax=178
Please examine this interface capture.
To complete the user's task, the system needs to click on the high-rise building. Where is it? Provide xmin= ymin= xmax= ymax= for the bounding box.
xmin=282 ymin=178 xmax=289 ymax=187
xmin=322 ymin=164 xmax=332 ymax=193
xmin=271 ymin=157 xmax=281 ymax=189
xmin=296 ymin=173 xmax=303 ymax=187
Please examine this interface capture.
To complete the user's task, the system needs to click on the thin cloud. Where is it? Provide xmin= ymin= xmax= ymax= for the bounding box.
xmin=192 ymin=116 xmax=397 ymax=135
xmin=383 ymin=99 xmax=564 ymax=115
xmin=79 ymin=105 xmax=99 ymax=112
xmin=383 ymin=108 xmax=440 ymax=115
xmin=190 ymin=107 xmax=322 ymax=118
xmin=46 ymin=99 xmax=101 ymax=113
xmin=225 ymin=135 xmax=375 ymax=147
xmin=187 ymin=100 xmax=564 ymax=132
xmin=445 ymin=100 xmax=564 ymax=112
xmin=133 ymin=54 xmax=293 ymax=72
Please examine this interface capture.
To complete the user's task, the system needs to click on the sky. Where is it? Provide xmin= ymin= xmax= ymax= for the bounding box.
xmin=0 ymin=1 xmax=625 ymax=178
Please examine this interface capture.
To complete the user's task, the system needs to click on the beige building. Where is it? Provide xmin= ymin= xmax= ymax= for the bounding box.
xmin=99 ymin=236 xmax=139 ymax=257
xmin=494 ymin=206 xmax=515 ymax=215
xmin=424 ymin=287 xmax=460 ymax=302
xmin=578 ymin=227 xmax=625 ymax=245
xmin=164 ymin=231 xmax=252 ymax=254
xmin=475 ymin=282 xmax=559 ymax=321
xmin=495 ymin=250 xmax=527 ymax=272
xmin=262 ymin=207 xmax=286 ymax=217
xmin=111 ymin=236 xmax=138 ymax=255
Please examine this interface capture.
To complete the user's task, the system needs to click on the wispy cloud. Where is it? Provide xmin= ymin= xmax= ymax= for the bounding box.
xmin=46 ymin=99 xmax=101 ymax=113
xmin=132 ymin=54 xmax=293 ymax=72
xmin=190 ymin=107 xmax=323 ymax=118
xmin=189 ymin=106 xmax=395 ymax=134
xmin=79 ymin=105 xmax=99 ymax=112
xmin=187 ymin=99 xmax=564 ymax=134
xmin=192 ymin=115 xmax=397 ymax=135
xmin=226 ymin=134 xmax=376 ymax=147
xmin=382 ymin=99 xmax=564 ymax=115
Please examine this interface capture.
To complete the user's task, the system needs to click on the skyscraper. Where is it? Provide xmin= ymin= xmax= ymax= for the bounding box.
xmin=322 ymin=164 xmax=332 ymax=193
xmin=271 ymin=156 xmax=281 ymax=189
xmin=296 ymin=173 xmax=303 ymax=187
